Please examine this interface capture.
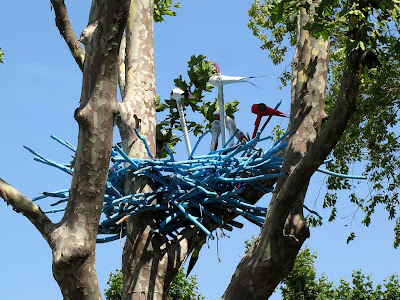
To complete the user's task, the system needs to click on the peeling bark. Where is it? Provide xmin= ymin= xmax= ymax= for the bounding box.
xmin=122 ymin=211 xmax=200 ymax=299
xmin=116 ymin=1 xmax=197 ymax=298
xmin=222 ymin=2 xmax=350 ymax=298
xmin=117 ymin=0 xmax=156 ymax=154
xmin=49 ymin=1 xmax=129 ymax=298
xmin=222 ymin=0 xmax=367 ymax=296
xmin=1 ymin=1 xmax=129 ymax=299
xmin=0 ymin=179 xmax=54 ymax=241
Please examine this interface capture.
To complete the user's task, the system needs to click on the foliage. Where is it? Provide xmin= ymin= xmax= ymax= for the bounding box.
xmin=156 ymin=55 xmax=240 ymax=157
xmin=281 ymin=248 xmax=322 ymax=300
xmin=281 ymin=247 xmax=400 ymax=300
xmin=104 ymin=269 xmax=123 ymax=300
xmin=249 ymin=0 xmax=400 ymax=246
xmin=154 ymin=0 xmax=180 ymax=23
xmin=166 ymin=267 xmax=204 ymax=300
xmin=0 ymin=48 xmax=4 ymax=63
xmin=104 ymin=268 xmax=204 ymax=300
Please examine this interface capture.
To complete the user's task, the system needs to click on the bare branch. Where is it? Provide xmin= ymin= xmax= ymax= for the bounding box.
xmin=281 ymin=49 xmax=364 ymax=199
xmin=0 ymin=178 xmax=54 ymax=241
xmin=50 ymin=0 xmax=85 ymax=70
xmin=118 ymin=33 xmax=127 ymax=98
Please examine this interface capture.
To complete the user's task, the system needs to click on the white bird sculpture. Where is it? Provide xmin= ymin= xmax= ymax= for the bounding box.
xmin=209 ymin=63 xmax=259 ymax=147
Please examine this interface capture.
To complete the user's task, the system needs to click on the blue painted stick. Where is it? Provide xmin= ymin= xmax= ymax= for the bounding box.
xmin=189 ymin=130 xmax=210 ymax=159
xmin=51 ymin=135 xmax=77 ymax=152
xmin=172 ymin=200 xmax=213 ymax=238
xmin=134 ymin=128 xmax=154 ymax=158
xmin=317 ymin=168 xmax=367 ymax=180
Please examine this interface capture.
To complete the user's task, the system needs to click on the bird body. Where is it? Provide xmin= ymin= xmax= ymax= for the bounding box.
xmin=209 ymin=63 xmax=262 ymax=147
xmin=209 ymin=73 xmax=248 ymax=147
xmin=251 ymin=103 xmax=286 ymax=117
xmin=209 ymin=74 xmax=248 ymax=86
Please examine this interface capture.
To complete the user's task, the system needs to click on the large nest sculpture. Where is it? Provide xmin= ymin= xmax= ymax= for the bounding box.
xmin=26 ymin=130 xmax=364 ymax=243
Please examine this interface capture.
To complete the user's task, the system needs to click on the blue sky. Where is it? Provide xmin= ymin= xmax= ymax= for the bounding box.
xmin=0 ymin=1 xmax=398 ymax=299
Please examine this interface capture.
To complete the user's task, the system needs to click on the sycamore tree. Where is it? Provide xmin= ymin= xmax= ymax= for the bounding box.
xmin=223 ymin=1 xmax=400 ymax=298
xmin=1 ymin=1 xmax=400 ymax=300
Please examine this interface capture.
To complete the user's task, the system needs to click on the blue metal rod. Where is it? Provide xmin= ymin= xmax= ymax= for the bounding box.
xmin=159 ymin=211 xmax=182 ymax=229
xmin=164 ymin=145 xmax=175 ymax=161
xmin=218 ymin=172 xmax=286 ymax=182
xmin=134 ymin=128 xmax=154 ymax=158
xmin=32 ymin=156 xmax=73 ymax=175
xmin=189 ymin=130 xmax=210 ymax=159
xmin=232 ymin=207 xmax=264 ymax=226
xmin=172 ymin=200 xmax=213 ymax=238
xmin=51 ymin=135 xmax=77 ymax=152
xmin=113 ymin=145 xmax=141 ymax=170
xmin=223 ymin=128 xmax=239 ymax=148
xmin=317 ymin=168 xmax=367 ymax=180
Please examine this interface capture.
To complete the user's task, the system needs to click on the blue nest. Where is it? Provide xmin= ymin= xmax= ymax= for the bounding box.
xmin=26 ymin=130 xmax=365 ymax=243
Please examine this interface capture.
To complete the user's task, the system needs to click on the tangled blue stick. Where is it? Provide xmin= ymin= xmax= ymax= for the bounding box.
xmin=25 ymin=130 xmax=366 ymax=243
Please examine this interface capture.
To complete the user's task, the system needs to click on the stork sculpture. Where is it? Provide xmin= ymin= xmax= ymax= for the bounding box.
xmin=209 ymin=63 xmax=260 ymax=147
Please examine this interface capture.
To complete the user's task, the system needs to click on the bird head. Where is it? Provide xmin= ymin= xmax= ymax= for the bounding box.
xmin=170 ymin=88 xmax=194 ymax=101
xmin=213 ymin=63 xmax=221 ymax=75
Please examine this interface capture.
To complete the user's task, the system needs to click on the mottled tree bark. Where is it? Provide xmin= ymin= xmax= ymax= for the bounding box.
xmin=1 ymin=1 xmax=129 ymax=299
xmin=49 ymin=0 xmax=129 ymax=298
xmin=50 ymin=0 xmax=86 ymax=70
xmin=114 ymin=1 xmax=201 ymax=298
xmin=222 ymin=1 xmax=365 ymax=298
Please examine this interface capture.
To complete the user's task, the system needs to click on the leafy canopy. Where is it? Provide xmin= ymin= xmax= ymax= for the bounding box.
xmin=104 ymin=268 xmax=204 ymax=300
xmin=249 ymin=0 xmax=400 ymax=246
xmin=281 ymin=247 xmax=400 ymax=300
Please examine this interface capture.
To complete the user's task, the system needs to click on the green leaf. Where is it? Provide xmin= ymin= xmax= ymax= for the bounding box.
xmin=225 ymin=100 xmax=240 ymax=119
xmin=153 ymin=0 xmax=180 ymax=23
xmin=346 ymin=232 xmax=355 ymax=244
xmin=0 ymin=48 xmax=4 ymax=64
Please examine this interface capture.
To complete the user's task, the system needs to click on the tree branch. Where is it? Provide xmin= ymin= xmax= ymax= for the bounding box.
xmin=50 ymin=0 xmax=85 ymax=70
xmin=0 ymin=178 xmax=54 ymax=241
xmin=118 ymin=33 xmax=127 ymax=98
xmin=280 ymin=49 xmax=364 ymax=203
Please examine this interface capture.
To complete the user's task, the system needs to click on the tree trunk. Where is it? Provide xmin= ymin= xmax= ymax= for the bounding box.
xmin=222 ymin=3 xmax=330 ymax=299
xmin=50 ymin=1 xmax=128 ymax=299
xmin=222 ymin=0 xmax=368 ymax=298
xmin=116 ymin=0 xmax=177 ymax=298
xmin=117 ymin=4 xmax=204 ymax=298
xmin=0 ymin=0 xmax=129 ymax=297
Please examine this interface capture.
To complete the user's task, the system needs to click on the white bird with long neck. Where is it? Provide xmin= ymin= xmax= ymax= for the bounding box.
xmin=170 ymin=88 xmax=194 ymax=157
xmin=209 ymin=63 xmax=259 ymax=147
